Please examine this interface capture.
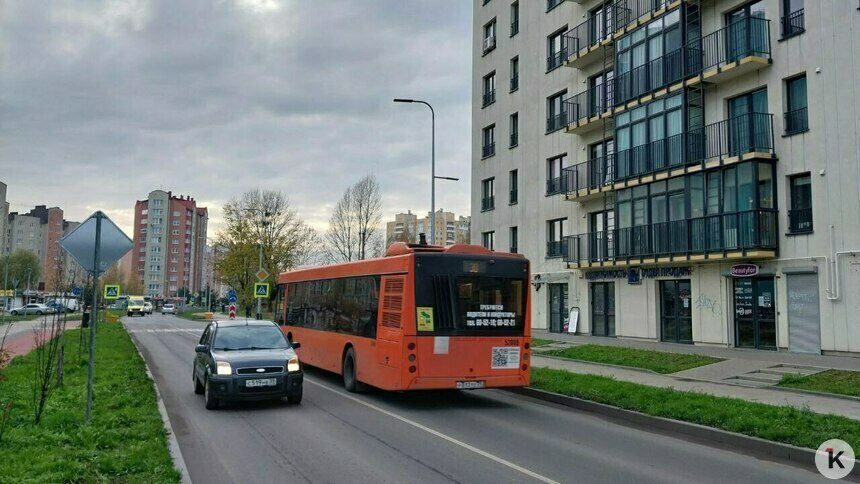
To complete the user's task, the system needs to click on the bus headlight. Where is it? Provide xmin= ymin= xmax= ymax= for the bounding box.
xmin=216 ymin=361 xmax=232 ymax=375
xmin=287 ymin=357 xmax=300 ymax=372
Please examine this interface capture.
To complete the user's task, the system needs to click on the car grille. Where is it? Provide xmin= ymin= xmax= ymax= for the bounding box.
xmin=237 ymin=366 xmax=284 ymax=375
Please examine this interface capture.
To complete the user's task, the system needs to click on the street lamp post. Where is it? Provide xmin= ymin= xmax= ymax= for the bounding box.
xmin=244 ymin=208 xmax=272 ymax=320
xmin=393 ymin=99 xmax=460 ymax=246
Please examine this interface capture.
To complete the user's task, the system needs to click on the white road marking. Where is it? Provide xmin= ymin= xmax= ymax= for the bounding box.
xmin=305 ymin=378 xmax=560 ymax=484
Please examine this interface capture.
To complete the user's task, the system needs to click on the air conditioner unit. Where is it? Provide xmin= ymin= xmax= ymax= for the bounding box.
xmin=483 ymin=36 xmax=496 ymax=51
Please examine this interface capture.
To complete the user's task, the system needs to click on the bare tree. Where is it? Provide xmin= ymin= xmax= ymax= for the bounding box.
xmin=326 ymin=175 xmax=383 ymax=262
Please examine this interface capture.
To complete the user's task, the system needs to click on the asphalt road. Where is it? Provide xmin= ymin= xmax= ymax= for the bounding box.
xmin=126 ymin=314 xmax=829 ymax=484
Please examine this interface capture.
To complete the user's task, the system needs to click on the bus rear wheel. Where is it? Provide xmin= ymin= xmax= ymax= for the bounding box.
xmin=343 ymin=348 xmax=359 ymax=393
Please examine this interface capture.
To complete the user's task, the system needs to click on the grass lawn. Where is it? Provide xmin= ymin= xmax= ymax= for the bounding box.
xmin=530 ymin=367 xmax=860 ymax=450
xmin=779 ymin=369 xmax=860 ymax=398
xmin=0 ymin=323 xmax=180 ymax=482
xmin=540 ymin=344 xmax=721 ymax=374
xmin=531 ymin=338 xmax=555 ymax=348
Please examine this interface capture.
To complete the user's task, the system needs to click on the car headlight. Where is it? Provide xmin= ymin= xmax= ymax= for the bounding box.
xmin=216 ymin=361 xmax=232 ymax=375
xmin=287 ymin=357 xmax=300 ymax=372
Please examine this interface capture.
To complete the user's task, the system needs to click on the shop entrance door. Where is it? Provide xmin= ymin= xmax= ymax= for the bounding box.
xmin=660 ymin=280 xmax=693 ymax=343
xmin=734 ymin=277 xmax=776 ymax=350
xmin=548 ymin=283 xmax=568 ymax=333
xmin=591 ymin=282 xmax=616 ymax=336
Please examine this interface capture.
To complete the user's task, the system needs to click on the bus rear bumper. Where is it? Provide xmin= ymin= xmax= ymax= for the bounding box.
xmin=405 ymin=374 xmax=529 ymax=390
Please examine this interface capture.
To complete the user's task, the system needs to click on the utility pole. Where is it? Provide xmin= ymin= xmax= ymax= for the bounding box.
xmin=256 ymin=241 xmax=263 ymax=320
xmin=25 ymin=269 xmax=31 ymax=304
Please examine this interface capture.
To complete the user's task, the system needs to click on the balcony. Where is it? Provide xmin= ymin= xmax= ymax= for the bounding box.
xmin=547 ymin=240 xmax=565 ymax=258
xmin=482 ymin=90 xmax=496 ymax=107
xmin=564 ymin=113 xmax=775 ymax=199
xmin=564 ymin=0 xmax=682 ymax=68
xmin=546 ymin=175 xmax=568 ymax=195
xmin=784 ymin=108 xmax=808 ymax=136
xmin=566 ymin=16 xmax=772 ymax=134
xmin=546 ymin=111 xmax=568 ymax=133
xmin=788 ymin=208 xmax=813 ymax=234
xmin=482 ymin=142 xmax=495 ymax=158
xmin=613 ymin=113 xmax=776 ymax=184
xmin=481 ymin=196 xmax=495 ymax=212
xmin=563 ymin=84 xmax=615 ymax=134
xmin=564 ymin=209 xmax=778 ymax=267
xmin=562 ymin=154 xmax=615 ymax=200
xmin=780 ymin=9 xmax=804 ymax=39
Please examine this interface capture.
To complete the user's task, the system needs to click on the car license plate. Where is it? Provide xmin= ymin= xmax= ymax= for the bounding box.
xmin=456 ymin=380 xmax=485 ymax=390
xmin=246 ymin=378 xmax=276 ymax=388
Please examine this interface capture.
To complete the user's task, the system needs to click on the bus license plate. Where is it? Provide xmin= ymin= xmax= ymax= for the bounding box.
xmin=456 ymin=380 xmax=485 ymax=390
xmin=246 ymin=378 xmax=276 ymax=388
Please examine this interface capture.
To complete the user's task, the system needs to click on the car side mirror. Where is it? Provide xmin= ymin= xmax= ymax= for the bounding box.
xmin=195 ymin=344 xmax=208 ymax=353
xmin=291 ymin=342 xmax=301 ymax=350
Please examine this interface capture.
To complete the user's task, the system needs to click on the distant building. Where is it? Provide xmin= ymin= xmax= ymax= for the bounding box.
xmin=131 ymin=190 xmax=208 ymax=299
xmin=386 ymin=209 xmax=470 ymax=246
xmin=0 ymin=181 xmax=8 ymax=254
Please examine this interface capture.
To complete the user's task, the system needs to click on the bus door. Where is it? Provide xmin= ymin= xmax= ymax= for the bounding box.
xmin=377 ymin=275 xmax=406 ymax=368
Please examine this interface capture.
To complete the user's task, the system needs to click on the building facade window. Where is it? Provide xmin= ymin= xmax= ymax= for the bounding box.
xmin=546 ymin=218 xmax=566 ymax=258
xmin=510 ymin=2 xmax=519 ymax=36
xmin=546 ymin=27 xmax=567 ymax=71
xmin=510 ymin=226 xmax=518 ymax=253
xmin=510 ymin=56 xmax=519 ymax=91
xmin=483 ymin=19 xmax=497 ymax=54
xmin=781 ymin=0 xmax=804 ymax=38
xmin=482 ymin=125 xmax=496 ymax=158
xmin=481 ymin=231 xmax=495 ymax=250
xmin=614 ymin=10 xmax=681 ymax=104
xmin=784 ymin=74 xmax=808 ymax=135
xmin=788 ymin=173 xmax=812 ymax=233
xmin=481 ymin=178 xmax=495 ymax=211
xmin=615 ymin=93 xmax=684 ymax=180
xmin=509 ymin=112 xmax=518 ymax=148
xmin=547 ymin=0 xmax=562 ymax=12
xmin=482 ymin=72 xmax=496 ymax=107
xmin=509 ymin=170 xmax=518 ymax=204
xmin=546 ymin=90 xmax=568 ymax=133
xmin=546 ymin=154 xmax=567 ymax=195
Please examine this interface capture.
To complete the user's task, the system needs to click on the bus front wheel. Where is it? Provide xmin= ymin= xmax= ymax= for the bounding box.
xmin=343 ymin=348 xmax=358 ymax=393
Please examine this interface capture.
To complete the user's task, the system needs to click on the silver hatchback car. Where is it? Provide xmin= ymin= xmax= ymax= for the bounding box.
xmin=161 ymin=303 xmax=176 ymax=315
xmin=10 ymin=303 xmax=57 ymax=315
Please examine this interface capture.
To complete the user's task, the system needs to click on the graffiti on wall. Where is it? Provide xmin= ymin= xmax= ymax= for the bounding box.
xmin=695 ymin=293 xmax=722 ymax=316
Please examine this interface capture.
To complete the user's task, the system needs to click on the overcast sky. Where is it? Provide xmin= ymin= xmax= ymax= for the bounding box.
xmin=0 ymin=0 xmax=473 ymax=238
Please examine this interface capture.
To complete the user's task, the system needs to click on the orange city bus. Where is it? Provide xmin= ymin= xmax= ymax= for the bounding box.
xmin=274 ymin=242 xmax=531 ymax=392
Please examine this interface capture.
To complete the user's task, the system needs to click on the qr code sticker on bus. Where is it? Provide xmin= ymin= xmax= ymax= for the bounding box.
xmin=491 ymin=346 xmax=520 ymax=369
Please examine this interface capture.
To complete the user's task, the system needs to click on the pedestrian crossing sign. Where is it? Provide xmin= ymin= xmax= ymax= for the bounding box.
xmin=254 ymin=282 xmax=269 ymax=298
xmin=104 ymin=285 xmax=120 ymax=300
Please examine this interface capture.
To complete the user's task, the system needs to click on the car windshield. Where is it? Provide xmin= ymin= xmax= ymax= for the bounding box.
xmin=130 ymin=299 xmax=144 ymax=305
xmin=212 ymin=325 xmax=289 ymax=351
xmin=164 ymin=304 xmax=174 ymax=308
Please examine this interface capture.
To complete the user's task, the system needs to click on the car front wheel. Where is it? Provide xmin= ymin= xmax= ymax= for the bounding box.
xmin=11 ymin=311 xmax=18 ymax=315
xmin=287 ymin=387 xmax=303 ymax=405
xmin=204 ymin=377 xmax=219 ymax=410
xmin=193 ymin=370 xmax=204 ymax=395
xmin=36 ymin=311 xmax=43 ymax=315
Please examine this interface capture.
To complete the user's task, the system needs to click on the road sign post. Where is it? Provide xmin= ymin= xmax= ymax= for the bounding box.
xmin=59 ymin=211 xmax=132 ymax=424
xmin=229 ymin=303 xmax=236 ymax=320
xmin=254 ymin=283 xmax=269 ymax=299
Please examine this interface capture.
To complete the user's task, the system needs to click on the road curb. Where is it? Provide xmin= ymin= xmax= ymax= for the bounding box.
xmin=125 ymin=323 xmax=192 ymax=484
xmin=507 ymin=386 xmax=833 ymax=475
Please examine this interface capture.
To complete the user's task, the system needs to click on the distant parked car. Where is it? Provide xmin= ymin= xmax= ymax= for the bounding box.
xmin=10 ymin=303 xmax=57 ymax=316
xmin=143 ymin=302 xmax=153 ymax=315
xmin=45 ymin=301 xmax=72 ymax=313
xmin=161 ymin=304 xmax=176 ymax=315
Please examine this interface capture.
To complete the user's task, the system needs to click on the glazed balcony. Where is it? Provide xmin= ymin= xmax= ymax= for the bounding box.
xmin=564 ymin=209 xmax=778 ymax=267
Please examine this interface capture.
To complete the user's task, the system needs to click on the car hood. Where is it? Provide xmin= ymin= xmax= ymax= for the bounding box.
xmin=210 ymin=348 xmax=297 ymax=367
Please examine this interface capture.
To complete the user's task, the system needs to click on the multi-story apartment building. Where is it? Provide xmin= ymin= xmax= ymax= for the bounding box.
xmin=386 ymin=210 xmax=471 ymax=246
xmin=131 ymin=190 xmax=208 ymax=299
xmin=472 ymin=0 xmax=860 ymax=354
xmin=0 ymin=182 xmax=8 ymax=254
xmin=5 ymin=205 xmax=82 ymax=290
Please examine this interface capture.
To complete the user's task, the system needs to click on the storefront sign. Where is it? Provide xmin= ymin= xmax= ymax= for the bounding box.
xmin=585 ymin=266 xmax=692 ymax=281
xmin=730 ymin=263 xmax=759 ymax=277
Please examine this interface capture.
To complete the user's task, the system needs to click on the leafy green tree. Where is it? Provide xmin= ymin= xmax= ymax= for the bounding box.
xmin=0 ymin=250 xmax=41 ymax=294
xmin=213 ymin=189 xmax=318 ymax=308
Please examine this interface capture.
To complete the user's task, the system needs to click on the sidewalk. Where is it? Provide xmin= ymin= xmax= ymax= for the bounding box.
xmin=531 ymin=330 xmax=860 ymax=421
xmin=1 ymin=318 xmax=82 ymax=363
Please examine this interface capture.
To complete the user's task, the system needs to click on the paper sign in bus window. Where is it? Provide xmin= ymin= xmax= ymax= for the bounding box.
xmin=465 ymin=304 xmax=518 ymax=328
xmin=417 ymin=307 xmax=434 ymax=331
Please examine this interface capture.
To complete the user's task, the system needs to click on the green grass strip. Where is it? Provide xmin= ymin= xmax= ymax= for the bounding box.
xmin=779 ymin=369 xmax=860 ymax=398
xmin=531 ymin=367 xmax=860 ymax=450
xmin=541 ymin=344 xmax=721 ymax=374
xmin=0 ymin=323 xmax=180 ymax=482
xmin=530 ymin=338 xmax=554 ymax=348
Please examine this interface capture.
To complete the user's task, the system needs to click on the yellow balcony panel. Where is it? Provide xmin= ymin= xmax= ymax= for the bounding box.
xmin=565 ymin=116 xmax=612 ymax=135
xmin=564 ymin=45 xmax=605 ymax=69
xmin=701 ymin=56 xmax=771 ymax=84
